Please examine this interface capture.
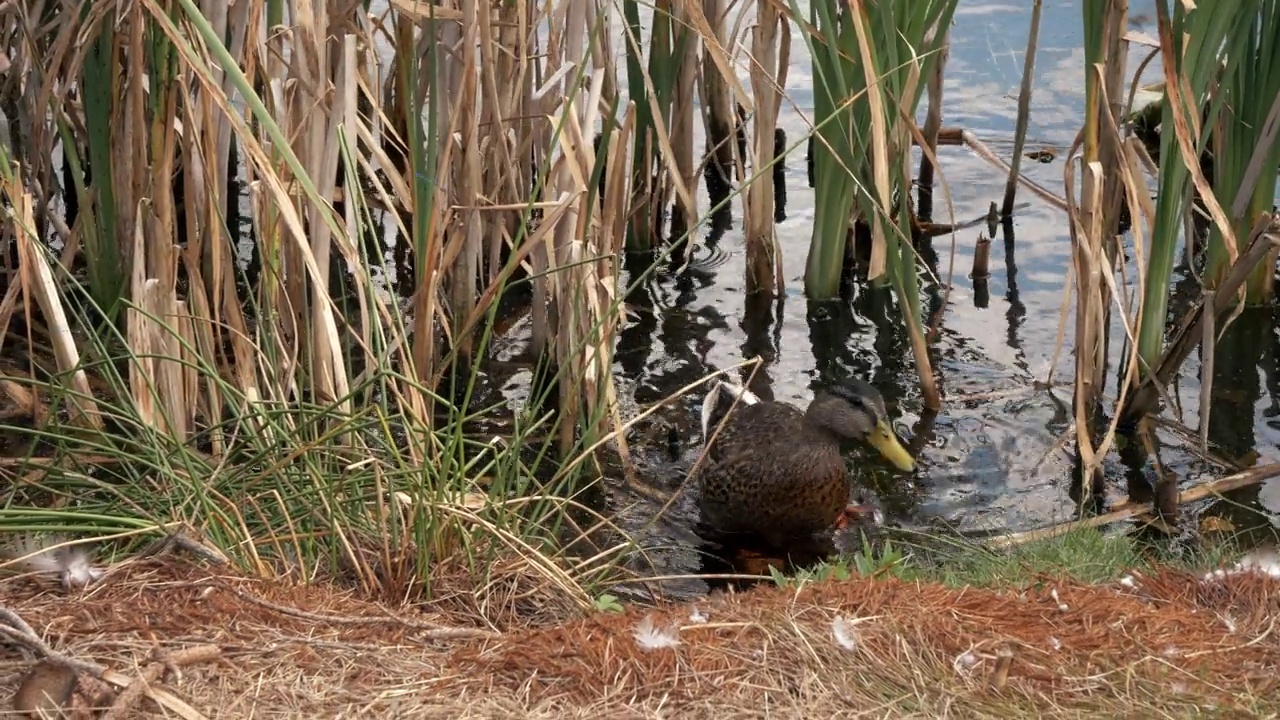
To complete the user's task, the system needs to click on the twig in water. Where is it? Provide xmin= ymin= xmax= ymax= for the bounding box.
xmin=961 ymin=130 xmax=1067 ymax=210
xmin=987 ymin=463 xmax=1280 ymax=549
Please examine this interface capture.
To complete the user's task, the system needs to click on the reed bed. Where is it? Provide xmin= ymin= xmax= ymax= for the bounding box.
xmin=0 ymin=0 xmax=1277 ymax=610
xmin=1060 ymin=0 xmax=1280 ymax=474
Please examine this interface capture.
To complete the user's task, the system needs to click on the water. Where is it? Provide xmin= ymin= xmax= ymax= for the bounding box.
xmin=422 ymin=1 xmax=1280 ymax=590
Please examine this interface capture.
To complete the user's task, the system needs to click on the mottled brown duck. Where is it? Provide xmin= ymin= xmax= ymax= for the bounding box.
xmin=695 ymin=378 xmax=916 ymax=547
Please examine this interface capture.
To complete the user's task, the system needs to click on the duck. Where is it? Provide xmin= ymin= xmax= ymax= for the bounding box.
xmin=693 ymin=377 xmax=916 ymax=547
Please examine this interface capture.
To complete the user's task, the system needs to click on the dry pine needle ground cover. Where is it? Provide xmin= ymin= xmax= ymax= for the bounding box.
xmin=2 ymin=556 xmax=1278 ymax=718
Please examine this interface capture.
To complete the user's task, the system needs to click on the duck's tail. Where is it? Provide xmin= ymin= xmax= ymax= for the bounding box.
xmin=700 ymin=378 xmax=761 ymax=441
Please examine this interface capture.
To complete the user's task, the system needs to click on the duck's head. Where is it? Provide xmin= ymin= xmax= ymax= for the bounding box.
xmin=807 ymin=380 xmax=916 ymax=472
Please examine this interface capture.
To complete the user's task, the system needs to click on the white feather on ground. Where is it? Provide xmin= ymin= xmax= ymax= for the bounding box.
xmin=1202 ymin=545 xmax=1280 ymax=583
xmin=632 ymin=615 xmax=681 ymax=651
xmin=1 ymin=535 xmax=105 ymax=589
xmin=830 ymin=616 xmax=859 ymax=651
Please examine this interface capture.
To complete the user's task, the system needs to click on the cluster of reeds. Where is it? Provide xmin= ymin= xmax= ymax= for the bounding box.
xmin=0 ymin=0 xmax=734 ymax=600
xmin=1064 ymin=0 xmax=1280 ymax=481
xmin=794 ymin=0 xmax=958 ymax=409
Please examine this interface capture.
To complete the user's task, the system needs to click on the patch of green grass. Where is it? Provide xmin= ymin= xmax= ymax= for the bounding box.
xmin=918 ymin=527 xmax=1148 ymax=587
xmin=771 ymin=526 xmax=1259 ymax=591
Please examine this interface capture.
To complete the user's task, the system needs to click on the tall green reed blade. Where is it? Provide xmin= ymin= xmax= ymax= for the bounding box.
xmin=795 ymin=0 xmax=956 ymax=299
xmin=1137 ymin=0 xmax=1249 ymax=375
xmin=798 ymin=0 xmax=857 ymax=298
xmin=1205 ymin=0 xmax=1280 ymax=303
xmin=622 ymin=0 xmax=655 ymax=251
xmin=621 ymin=0 xmax=690 ymax=251
xmin=793 ymin=0 xmax=954 ymax=409
xmin=81 ymin=18 xmax=122 ymax=324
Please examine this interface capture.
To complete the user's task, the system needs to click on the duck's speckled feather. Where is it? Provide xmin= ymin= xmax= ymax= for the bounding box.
xmin=696 ymin=397 xmax=850 ymax=544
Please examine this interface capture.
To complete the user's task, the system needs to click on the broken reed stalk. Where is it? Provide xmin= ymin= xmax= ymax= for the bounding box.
xmin=971 ymin=233 xmax=991 ymax=279
xmin=1066 ymin=156 xmax=1107 ymax=487
xmin=1001 ymin=0 xmax=1042 ymax=218
xmin=743 ymin=0 xmax=783 ymax=294
xmin=987 ymin=462 xmax=1280 ymax=549
xmin=7 ymin=177 xmax=102 ymax=431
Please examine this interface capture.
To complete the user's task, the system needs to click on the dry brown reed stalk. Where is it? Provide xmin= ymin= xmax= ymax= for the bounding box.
xmin=700 ymin=0 xmax=737 ymax=188
xmin=670 ymin=3 xmax=699 ymax=242
xmin=1061 ymin=1 xmax=1136 ymax=497
xmin=962 ymin=131 xmax=1067 ymax=210
xmin=742 ymin=0 xmax=786 ymax=295
xmin=7 ymin=177 xmax=101 ymax=431
xmin=918 ymin=29 xmax=949 ymax=212
xmin=1002 ymin=0 xmax=1042 ymax=217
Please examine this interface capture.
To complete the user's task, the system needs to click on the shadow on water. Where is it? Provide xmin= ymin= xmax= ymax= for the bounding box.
xmin=1196 ymin=307 xmax=1280 ymax=546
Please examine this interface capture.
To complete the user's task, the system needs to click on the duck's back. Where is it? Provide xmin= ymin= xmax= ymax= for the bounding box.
xmin=696 ymin=401 xmax=850 ymax=542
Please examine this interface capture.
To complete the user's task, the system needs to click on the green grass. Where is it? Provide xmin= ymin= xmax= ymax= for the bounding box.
xmin=768 ymin=526 xmax=1252 ymax=590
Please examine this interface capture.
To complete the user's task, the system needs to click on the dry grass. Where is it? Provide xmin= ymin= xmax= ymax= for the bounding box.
xmin=3 ymin=555 xmax=1278 ymax=718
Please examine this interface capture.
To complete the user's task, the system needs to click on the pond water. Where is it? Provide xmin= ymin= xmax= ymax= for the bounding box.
xmin=479 ymin=0 xmax=1280 ymax=594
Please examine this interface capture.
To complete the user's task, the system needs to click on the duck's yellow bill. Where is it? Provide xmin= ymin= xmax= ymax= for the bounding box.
xmin=868 ymin=420 xmax=916 ymax=472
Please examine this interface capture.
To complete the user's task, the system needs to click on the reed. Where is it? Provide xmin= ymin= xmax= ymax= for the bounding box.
xmin=1002 ymin=0 xmax=1043 ymax=218
xmin=794 ymin=0 xmax=955 ymax=408
xmin=742 ymin=0 xmax=787 ymax=294
xmin=1065 ymin=0 xmax=1129 ymax=488
xmin=1201 ymin=1 xmax=1280 ymax=304
xmin=1060 ymin=0 xmax=1280 ymax=457
xmin=620 ymin=0 xmax=699 ymax=252
xmin=0 ymin=0 xmax=714 ymax=600
xmin=701 ymin=0 xmax=738 ymax=192
xmin=1135 ymin=0 xmax=1250 ymax=377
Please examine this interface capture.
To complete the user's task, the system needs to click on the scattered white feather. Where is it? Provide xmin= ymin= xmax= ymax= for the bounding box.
xmin=1234 ymin=547 xmax=1280 ymax=578
xmin=952 ymin=649 xmax=980 ymax=677
xmin=1050 ymin=588 xmax=1068 ymax=612
xmin=1119 ymin=575 xmax=1138 ymax=589
xmin=1202 ymin=547 xmax=1280 ymax=583
xmin=1048 ymin=636 xmax=1062 ymax=651
xmin=1161 ymin=645 xmax=1182 ymax=658
xmin=3 ymin=536 xmax=104 ymax=590
xmin=632 ymin=615 xmax=680 ymax=651
xmin=54 ymin=548 xmax=104 ymax=589
xmin=1202 ymin=568 xmax=1228 ymax=582
xmin=688 ymin=606 xmax=708 ymax=624
xmin=1218 ymin=613 xmax=1237 ymax=634
xmin=831 ymin=616 xmax=860 ymax=652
